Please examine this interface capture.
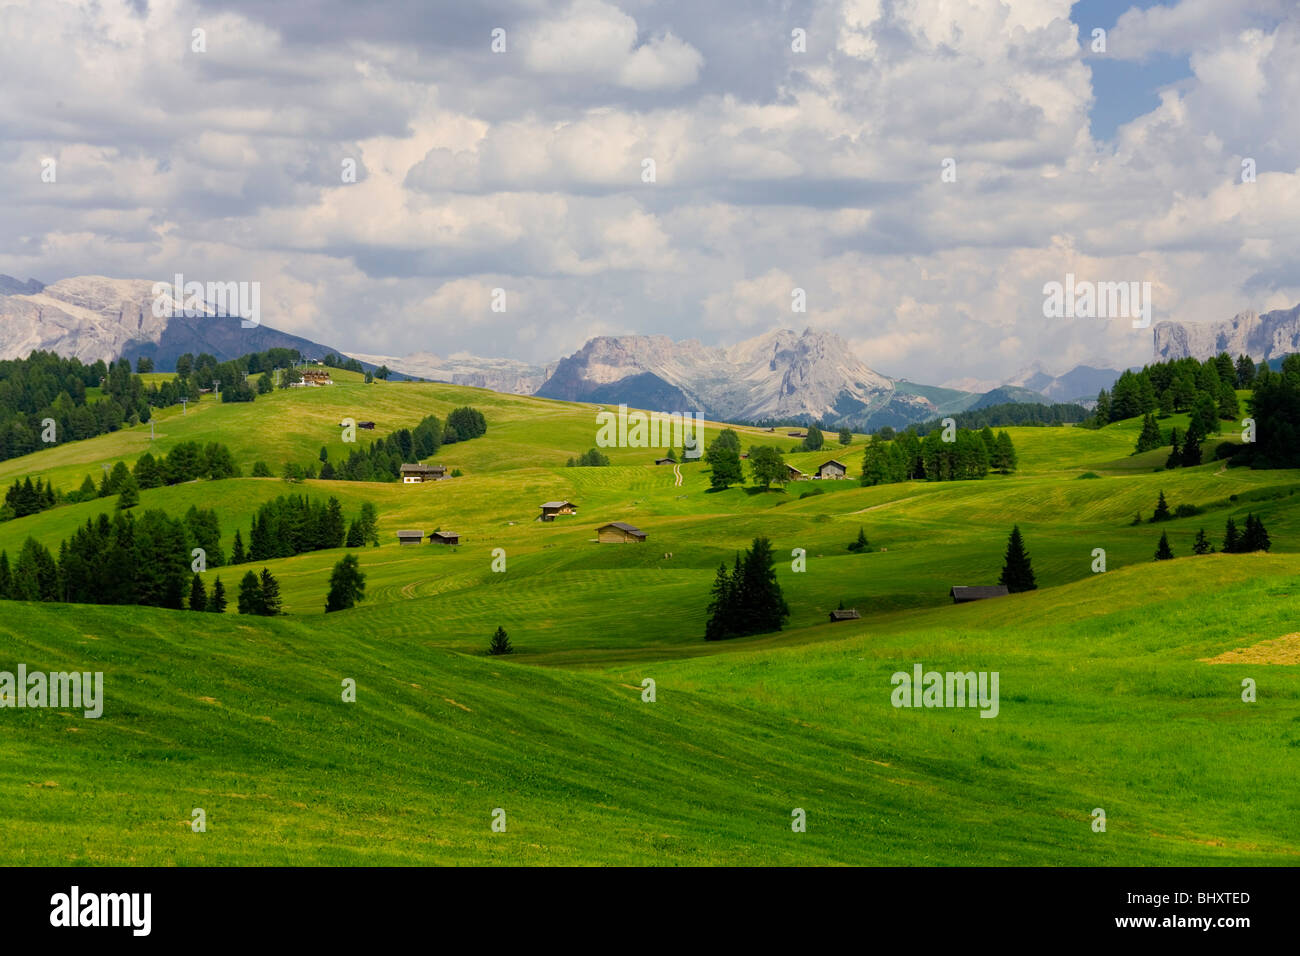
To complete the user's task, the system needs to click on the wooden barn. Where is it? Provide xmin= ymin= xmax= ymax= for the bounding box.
xmin=396 ymin=530 xmax=424 ymax=546
xmin=654 ymin=457 xmax=676 ymax=465
xmin=597 ymin=521 xmax=646 ymax=543
xmin=817 ymin=459 xmax=848 ymax=479
xmin=400 ymin=463 xmax=446 ymax=484
xmin=784 ymin=463 xmax=808 ymax=481
xmin=429 ymin=531 xmax=459 ymax=545
xmin=539 ymin=500 xmax=578 ymax=521
xmin=949 ymin=585 xmax=1010 ymax=604
xmin=828 ymin=608 xmax=861 ymax=621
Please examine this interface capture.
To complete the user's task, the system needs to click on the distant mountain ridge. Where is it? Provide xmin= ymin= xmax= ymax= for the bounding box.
xmin=0 ymin=274 xmax=381 ymax=373
xmin=1154 ymin=305 xmax=1300 ymax=363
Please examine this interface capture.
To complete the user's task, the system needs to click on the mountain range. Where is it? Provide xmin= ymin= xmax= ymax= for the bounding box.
xmin=1154 ymin=306 xmax=1300 ymax=363
xmin=2 ymin=272 xmax=1166 ymax=429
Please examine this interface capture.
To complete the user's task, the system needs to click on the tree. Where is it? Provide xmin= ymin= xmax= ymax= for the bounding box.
xmin=1154 ymin=532 xmax=1174 ymax=561
xmin=801 ymin=425 xmax=824 ymax=452
xmin=735 ymin=536 xmax=790 ymax=635
xmin=1222 ymin=517 xmax=1240 ymax=554
xmin=1135 ymin=413 xmax=1162 ymax=453
xmin=258 ymin=568 xmax=282 ymax=615
xmin=488 ymin=625 xmax=512 ymax=655
xmin=1235 ymin=354 xmax=1256 ymax=389
xmin=359 ymin=502 xmax=379 ymax=546
xmin=1192 ymin=528 xmax=1213 ymax=555
xmin=346 ymin=519 xmax=364 ymax=547
xmin=747 ymin=445 xmax=787 ymax=489
xmin=136 ymin=356 xmax=154 ymax=373
xmin=1241 ymin=514 xmax=1271 ymax=553
xmin=1164 ymin=428 xmax=1182 ymax=469
xmin=116 ymin=473 xmax=140 ymax=510
xmin=252 ymin=461 xmax=272 ymax=477
xmin=838 ymin=428 xmax=852 ymax=446
xmin=704 ymin=562 xmax=734 ymax=642
xmin=705 ymin=429 xmax=744 ymax=490
xmin=998 ymin=526 xmax=1037 ymax=593
xmin=237 ymin=571 xmax=263 ymax=614
xmin=208 ymin=576 xmax=227 ymax=613
xmin=375 ymin=365 xmax=391 ymax=381
xmin=992 ymin=431 xmax=1017 ymax=473
xmin=1180 ymin=421 xmax=1204 ymax=467
xmin=230 ymin=529 xmax=247 ymax=564
xmin=325 ymin=554 xmax=367 ymax=612
xmin=1151 ymin=490 xmax=1172 ymax=522
xmin=188 ymin=573 xmax=207 ymax=611
xmin=847 ymin=526 xmax=869 ymax=553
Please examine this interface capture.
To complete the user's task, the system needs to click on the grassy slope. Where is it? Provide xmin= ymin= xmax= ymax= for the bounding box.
xmin=0 ymin=381 xmax=1296 ymax=864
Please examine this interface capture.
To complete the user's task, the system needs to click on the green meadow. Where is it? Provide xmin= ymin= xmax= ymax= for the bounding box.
xmin=0 ymin=375 xmax=1296 ymax=864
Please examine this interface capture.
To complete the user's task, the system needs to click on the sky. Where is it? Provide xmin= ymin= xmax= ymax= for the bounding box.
xmin=1 ymin=0 xmax=1297 ymax=384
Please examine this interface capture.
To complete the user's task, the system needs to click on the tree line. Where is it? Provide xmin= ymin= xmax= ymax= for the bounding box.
xmin=917 ymin=402 xmax=1087 ymax=432
xmin=315 ymin=409 xmax=484 ymax=482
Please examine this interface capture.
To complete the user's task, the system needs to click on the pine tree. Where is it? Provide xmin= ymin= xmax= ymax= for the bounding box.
xmin=704 ymin=562 xmax=733 ymax=641
xmin=259 ymin=568 xmax=282 ymax=616
xmin=1151 ymin=490 xmax=1171 ymax=522
xmin=1165 ymin=428 xmax=1181 ymax=469
xmin=1192 ymin=528 xmax=1213 ymax=555
xmin=230 ymin=529 xmax=247 ymax=564
xmin=1222 ymin=518 xmax=1240 ymax=554
xmin=848 ymin=526 xmax=869 ymax=553
xmin=115 ymin=473 xmax=139 ymax=510
xmin=993 ymin=431 xmax=1017 ymax=473
xmin=325 ymin=554 xmax=366 ymax=612
xmin=1135 ymin=413 xmax=1163 ymax=453
xmin=998 ymin=525 xmax=1037 ymax=592
xmin=488 ymin=625 xmax=512 ymax=655
xmin=1241 ymin=514 xmax=1271 ymax=553
xmin=346 ymin=519 xmax=364 ymax=547
xmin=237 ymin=570 xmax=264 ymax=615
xmin=1154 ymin=532 xmax=1174 ymax=561
xmin=188 ymin=573 xmax=207 ymax=611
xmin=208 ymin=576 xmax=227 ymax=613
xmin=1180 ymin=421 xmax=1204 ymax=467
xmin=737 ymin=536 xmax=790 ymax=634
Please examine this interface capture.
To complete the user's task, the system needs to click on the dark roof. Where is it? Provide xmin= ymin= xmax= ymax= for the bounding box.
xmin=819 ymin=459 xmax=848 ymax=470
xmin=599 ymin=521 xmax=645 ymax=537
xmin=655 ymin=457 xmax=676 ymax=464
xmin=950 ymin=586 xmax=1010 ymax=600
xmin=396 ymin=529 xmax=423 ymax=538
xmin=400 ymin=463 xmax=442 ymax=473
xmin=828 ymin=608 xmax=860 ymax=621
xmin=430 ymin=531 xmax=458 ymax=540
xmin=540 ymin=500 xmax=575 ymax=509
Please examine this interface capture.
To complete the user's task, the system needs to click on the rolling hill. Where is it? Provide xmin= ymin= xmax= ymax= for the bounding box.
xmin=0 ymin=371 xmax=1297 ymax=865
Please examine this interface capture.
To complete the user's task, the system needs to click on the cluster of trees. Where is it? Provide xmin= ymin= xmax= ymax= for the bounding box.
xmin=246 ymin=494 xmax=349 ymax=560
xmin=704 ymin=537 xmax=790 ymax=641
xmin=185 ymin=573 xmax=228 ymax=613
xmin=0 ymin=353 xmax=163 ymax=462
xmin=1085 ymin=354 xmax=1247 ymax=430
xmin=2 ymin=477 xmax=56 ymax=520
xmin=919 ymin=402 xmax=1087 ymax=432
xmin=567 ymin=448 xmax=611 ymax=467
xmin=1156 ymin=515 xmax=1270 ymax=561
xmin=1240 ymin=355 xmax=1300 ymax=469
xmin=237 ymin=568 xmax=282 ymax=615
xmin=847 ymin=527 xmax=870 ymax=552
xmin=861 ymin=427 xmax=1016 ymax=486
xmin=0 ymin=508 xmax=221 ymax=607
xmin=320 ymin=353 xmax=365 ymax=374
xmin=321 ymin=412 xmax=480 ymax=482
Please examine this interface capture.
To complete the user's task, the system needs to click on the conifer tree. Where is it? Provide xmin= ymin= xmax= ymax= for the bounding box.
xmin=1223 ymin=517 xmax=1240 ymax=554
xmin=847 ymin=526 xmax=869 ymax=553
xmin=1154 ymin=532 xmax=1174 ymax=561
xmin=1180 ymin=421 xmax=1204 ymax=467
xmin=231 ymin=529 xmax=247 ymax=564
xmin=208 ymin=576 xmax=227 ymax=613
xmin=704 ymin=562 xmax=734 ymax=641
xmin=1165 ymin=428 xmax=1181 ymax=469
xmin=325 ymin=554 xmax=366 ymax=612
xmin=237 ymin=570 xmax=263 ymax=615
xmin=1192 ymin=528 xmax=1213 ymax=555
xmin=258 ymin=568 xmax=282 ymax=616
xmin=1242 ymin=514 xmax=1271 ymax=553
xmin=1135 ymin=413 xmax=1162 ymax=453
xmin=1151 ymin=490 xmax=1171 ymax=522
xmin=488 ymin=625 xmax=512 ymax=655
xmin=188 ymin=573 xmax=207 ymax=611
xmin=998 ymin=525 xmax=1037 ymax=592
